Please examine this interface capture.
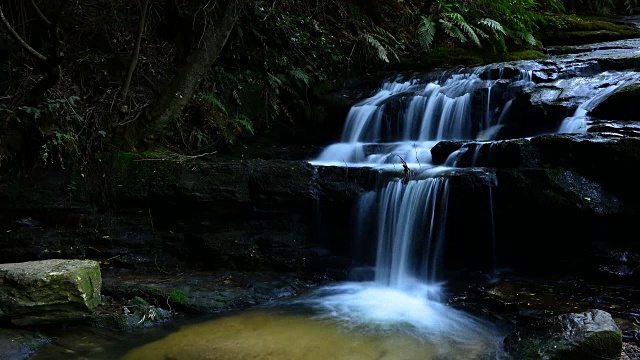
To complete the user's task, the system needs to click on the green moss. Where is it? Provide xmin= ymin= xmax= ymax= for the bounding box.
xmin=573 ymin=17 xmax=636 ymax=32
xmin=129 ymin=296 xmax=149 ymax=306
xmin=510 ymin=330 xmax=622 ymax=360
xmin=566 ymin=330 xmax=623 ymax=360
xmin=73 ymin=262 xmax=102 ymax=310
xmin=423 ymin=47 xmax=486 ymax=67
xmin=502 ymin=50 xmax=548 ymax=62
xmin=406 ymin=46 xmax=548 ymax=70
xmin=106 ymin=151 xmax=184 ymax=199
xmin=618 ymin=82 xmax=640 ymax=94
xmin=539 ymin=15 xmax=640 ymax=45
xmin=169 ymin=289 xmax=188 ymax=304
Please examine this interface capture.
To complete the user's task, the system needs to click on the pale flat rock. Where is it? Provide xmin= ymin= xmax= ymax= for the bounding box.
xmin=0 ymin=259 xmax=102 ymax=325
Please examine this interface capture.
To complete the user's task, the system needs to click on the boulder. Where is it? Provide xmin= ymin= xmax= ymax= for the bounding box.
xmin=431 ymin=139 xmax=538 ymax=168
xmin=590 ymin=81 xmax=640 ymax=121
xmin=504 ymin=309 xmax=622 ymax=360
xmin=430 ymin=140 xmax=467 ymax=165
xmin=0 ymin=259 xmax=102 ymax=325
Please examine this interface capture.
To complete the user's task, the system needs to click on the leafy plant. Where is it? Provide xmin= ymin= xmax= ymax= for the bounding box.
xmin=415 ymin=0 xmax=557 ymax=52
xmin=418 ymin=16 xmax=437 ymax=50
xmin=168 ymin=289 xmax=188 ymax=304
xmin=194 ymin=92 xmax=255 ymax=146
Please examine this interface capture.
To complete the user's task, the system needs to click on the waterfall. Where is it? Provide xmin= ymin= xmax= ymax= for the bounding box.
xmin=304 ymin=64 xmax=538 ymax=350
xmin=311 ymin=67 xmax=540 ymax=168
xmin=374 ymin=178 xmax=449 ymax=287
xmin=558 ymin=71 xmax=637 ymax=134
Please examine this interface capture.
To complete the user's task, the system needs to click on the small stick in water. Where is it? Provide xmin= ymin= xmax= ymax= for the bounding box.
xmin=397 ymin=155 xmax=411 ymax=184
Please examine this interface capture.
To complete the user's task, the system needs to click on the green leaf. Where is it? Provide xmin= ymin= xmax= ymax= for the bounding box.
xmin=444 ymin=12 xmax=481 ymax=47
xmin=67 ymin=96 xmax=81 ymax=107
xmin=199 ymin=93 xmax=228 ymax=115
xmin=364 ymin=33 xmax=389 ymax=63
xmin=417 ymin=16 xmax=436 ymax=50
xmin=439 ymin=19 xmax=467 ymax=44
xmin=289 ymin=68 xmax=310 ymax=87
xmin=478 ymin=18 xmax=506 ymax=35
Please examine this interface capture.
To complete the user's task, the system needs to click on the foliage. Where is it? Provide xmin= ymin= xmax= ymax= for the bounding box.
xmin=0 ymin=93 xmax=107 ymax=170
xmin=1 ymin=0 xmax=633 ymax=168
xmin=413 ymin=0 xmax=566 ymax=53
xmin=168 ymin=289 xmax=188 ymax=304
xmin=580 ymin=0 xmax=637 ymax=15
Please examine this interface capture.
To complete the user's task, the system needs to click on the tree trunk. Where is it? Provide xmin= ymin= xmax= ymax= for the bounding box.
xmin=121 ymin=0 xmax=150 ymax=99
xmin=141 ymin=0 xmax=249 ymax=146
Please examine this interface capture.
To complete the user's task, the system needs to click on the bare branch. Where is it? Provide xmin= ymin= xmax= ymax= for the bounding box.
xmin=0 ymin=5 xmax=46 ymax=62
xmin=29 ymin=0 xmax=52 ymax=26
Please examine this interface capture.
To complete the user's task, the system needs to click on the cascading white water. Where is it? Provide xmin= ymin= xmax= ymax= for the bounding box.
xmin=558 ymin=71 xmax=637 ymax=133
xmin=311 ymin=70 xmax=532 ymax=168
xmin=374 ymin=178 xmax=448 ymax=287
xmin=302 ymin=63 xmax=587 ymax=358
xmin=306 ymin=68 xmax=527 ymax=343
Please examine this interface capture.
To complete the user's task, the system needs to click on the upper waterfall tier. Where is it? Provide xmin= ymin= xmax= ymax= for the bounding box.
xmin=311 ymin=50 xmax=640 ymax=169
xmin=338 ymin=71 xmax=534 ymax=144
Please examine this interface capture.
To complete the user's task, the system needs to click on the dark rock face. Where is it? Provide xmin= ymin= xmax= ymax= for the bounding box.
xmin=429 ymin=133 xmax=640 ymax=276
xmin=590 ymin=81 xmax=640 ymax=121
xmin=101 ymin=270 xmax=318 ymax=314
xmin=504 ymin=309 xmax=622 ymax=360
xmin=0 ymin=157 xmax=379 ymax=280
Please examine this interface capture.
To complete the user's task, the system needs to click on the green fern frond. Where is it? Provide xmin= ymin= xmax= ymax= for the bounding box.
xmin=474 ymin=26 xmax=490 ymax=41
xmin=444 ymin=12 xmax=481 ymax=47
xmin=267 ymin=74 xmax=283 ymax=93
xmin=199 ymin=93 xmax=228 ymax=115
xmin=417 ymin=16 xmax=436 ymax=50
xmin=439 ymin=19 xmax=467 ymax=44
xmin=289 ymin=68 xmax=310 ymax=87
xmin=364 ymin=33 xmax=390 ymax=63
xmin=513 ymin=30 xmax=537 ymax=46
xmin=478 ymin=18 xmax=506 ymax=35
xmin=369 ymin=24 xmax=400 ymax=62
xmin=230 ymin=116 xmax=254 ymax=134
xmin=371 ymin=24 xmax=399 ymax=45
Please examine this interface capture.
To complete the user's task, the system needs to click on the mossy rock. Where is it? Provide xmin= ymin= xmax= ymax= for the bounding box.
xmin=590 ymin=80 xmax=640 ymax=121
xmin=504 ymin=309 xmax=622 ymax=360
xmin=540 ymin=15 xmax=640 ymax=46
xmin=0 ymin=259 xmax=102 ymax=326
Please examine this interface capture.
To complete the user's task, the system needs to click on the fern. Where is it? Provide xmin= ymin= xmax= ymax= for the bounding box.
xmin=478 ymin=18 xmax=506 ymax=35
xmin=199 ymin=94 xmax=228 ymax=115
xmin=417 ymin=16 xmax=436 ymax=50
xmin=231 ymin=116 xmax=254 ymax=134
xmin=474 ymin=26 xmax=490 ymax=41
xmin=267 ymin=74 xmax=284 ymax=93
xmin=512 ymin=30 xmax=537 ymax=46
xmin=445 ymin=12 xmax=482 ymax=47
xmin=289 ymin=68 xmax=310 ymax=87
xmin=439 ymin=19 xmax=467 ymax=44
xmin=364 ymin=33 xmax=389 ymax=63
xmin=477 ymin=18 xmax=507 ymax=51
